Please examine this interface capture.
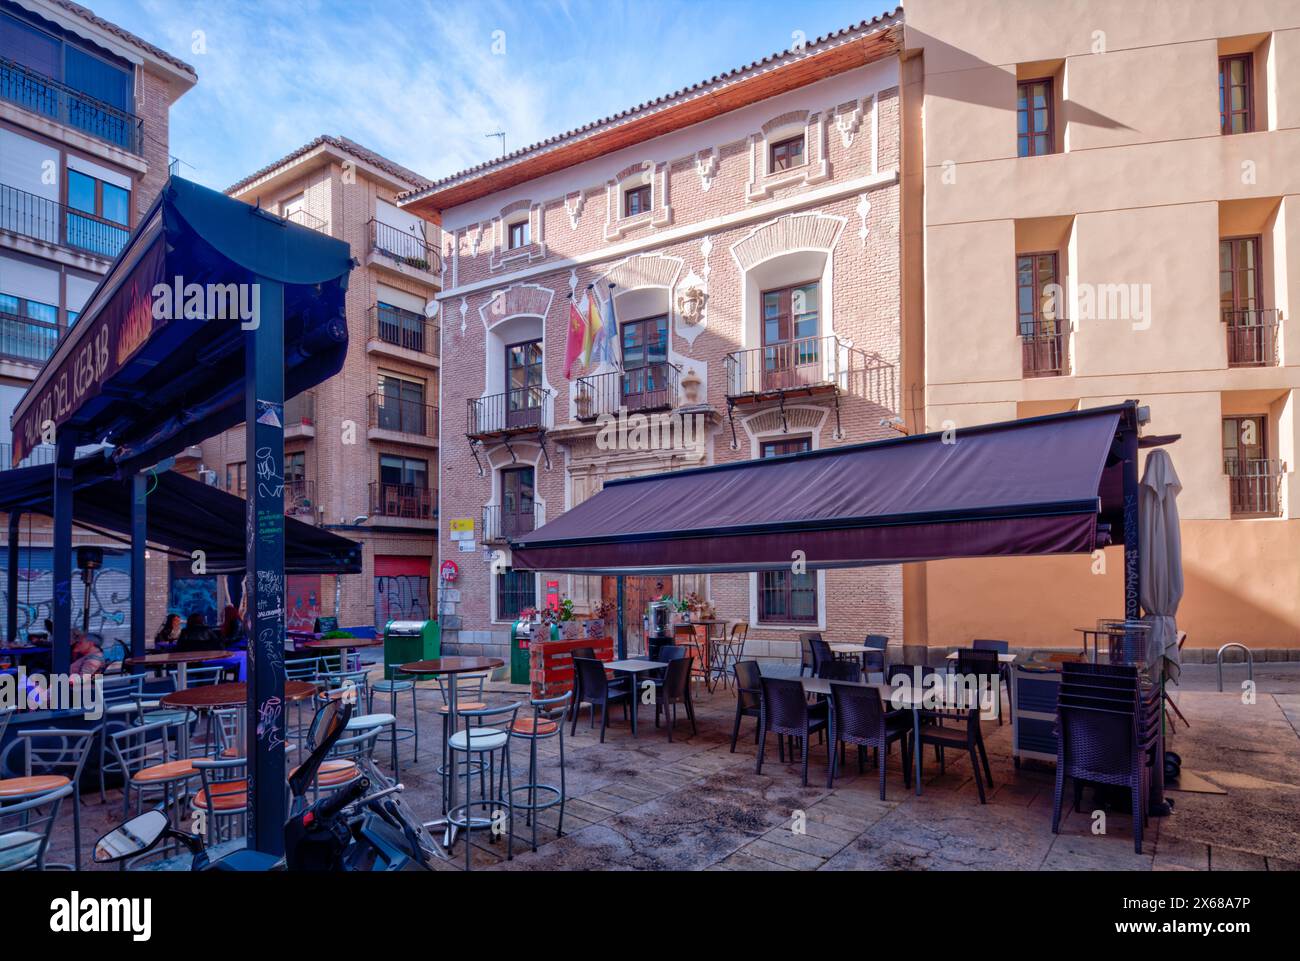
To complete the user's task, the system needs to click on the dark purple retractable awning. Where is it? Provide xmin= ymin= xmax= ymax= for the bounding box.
xmin=509 ymin=405 xmax=1131 ymax=575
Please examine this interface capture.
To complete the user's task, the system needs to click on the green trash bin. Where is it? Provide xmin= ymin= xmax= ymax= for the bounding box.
xmin=510 ymin=619 xmax=532 ymax=685
xmin=383 ymin=619 xmax=440 ymax=679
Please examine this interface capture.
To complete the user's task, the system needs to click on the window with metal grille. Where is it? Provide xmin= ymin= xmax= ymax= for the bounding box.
xmin=497 ymin=569 xmax=536 ymax=620
xmin=757 ymin=434 xmax=817 ymax=623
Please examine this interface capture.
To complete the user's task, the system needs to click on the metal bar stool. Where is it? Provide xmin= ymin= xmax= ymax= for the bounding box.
xmin=367 ymin=673 xmax=419 ymax=774
xmin=447 ymin=701 xmax=521 ymax=870
xmin=507 ymin=692 xmax=571 ymax=853
xmin=435 ymin=673 xmax=488 ymax=814
xmin=0 ymin=728 xmax=95 ymax=868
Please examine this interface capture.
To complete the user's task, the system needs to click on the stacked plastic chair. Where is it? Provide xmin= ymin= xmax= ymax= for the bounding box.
xmin=1051 ymin=662 xmax=1159 ymax=854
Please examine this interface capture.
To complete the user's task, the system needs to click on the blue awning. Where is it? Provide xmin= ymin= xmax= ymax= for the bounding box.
xmin=9 ymin=177 xmax=353 ymax=473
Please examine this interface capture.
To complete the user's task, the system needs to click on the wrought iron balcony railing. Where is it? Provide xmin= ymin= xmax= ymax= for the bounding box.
xmin=369 ymin=304 xmax=438 ymax=358
xmin=284 ymin=479 xmax=315 ymax=516
xmin=0 ymin=181 xmax=129 ymax=258
xmin=0 ymin=442 xmax=56 ymax=471
xmin=0 ymin=309 xmax=59 ymax=364
xmin=724 ymin=334 xmax=896 ymax=410
xmin=482 ymin=502 xmax=541 ymax=543
xmin=1225 ymin=458 xmax=1285 ymax=517
xmin=285 ymin=208 xmax=327 ymax=233
xmin=467 ymin=387 xmax=552 ymax=437
xmin=1020 ymin=319 xmax=1071 ymax=377
xmin=369 ymin=482 xmax=435 ymax=521
xmin=369 ymin=219 xmax=441 ymax=275
xmin=1223 ymin=308 xmax=1281 ymax=368
xmin=368 ymin=392 xmax=436 ymax=439
xmin=574 ymin=363 xmax=678 ymax=421
xmin=0 ymin=57 xmax=143 ymax=154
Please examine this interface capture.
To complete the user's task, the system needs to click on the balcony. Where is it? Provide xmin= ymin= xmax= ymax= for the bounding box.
xmin=1225 ymin=458 xmax=1285 ymax=517
xmin=285 ymin=208 xmax=327 ymax=233
xmin=284 ymin=479 xmax=316 ymax=517
xmin=368 ymin=219 xmax=441 ymax=283
xmin=0 ymin=57 xmax=143 ymax=154
xmin=0 ymin=310 xmax=59 ymax=365
xmin=284 ymin=390 xmax=315 ymax=438
xmin=1223 ymin=308 xmax=1281 ymax=368
xmin=0 ymin=442 xmax=55 ymax=471
xmin=574 ymin=364 xmax=678 ymax=421
xmin=482 ymin=503 xmax=541 ymax=544
xmin=1 ymin=182 xmax=129 ymax=259
xmin=1020 ymin=319 xmax=1071 ymax=378
xmin=369 ymin=481 xmax=436 ymax=521
xmin=467 ymin=387 xmax=552 ymax=439
xmin=368 ymin=304 xmax=438 ymax=362
xmin=367 ymin=393 xmax=437 ymax=446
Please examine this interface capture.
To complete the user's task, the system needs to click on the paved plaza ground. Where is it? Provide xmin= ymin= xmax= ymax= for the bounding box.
xmin=59 ymin=662 xmax=1300 ymax=872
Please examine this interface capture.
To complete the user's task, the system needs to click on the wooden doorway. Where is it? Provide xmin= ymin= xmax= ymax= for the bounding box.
xmin=602 ymin=575 xmax=672 ymax=656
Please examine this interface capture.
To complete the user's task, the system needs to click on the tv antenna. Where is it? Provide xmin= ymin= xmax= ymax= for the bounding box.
xmin=485 ymin=131 xmax=506 ymax=157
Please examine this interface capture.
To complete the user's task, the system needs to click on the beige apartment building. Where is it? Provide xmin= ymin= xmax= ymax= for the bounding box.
xmin=0 ymin=0 xmax=194 ymax=646
xmin=902 ymin=0 xmax=1300 ymax=653
xmin=403 ymin=16 xmax=905 ymax=665
xmin=202 ymin=136 xmax=442 ymax=631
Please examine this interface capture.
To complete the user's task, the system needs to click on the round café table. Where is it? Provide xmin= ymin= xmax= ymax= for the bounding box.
xmin=160 ymin=679 xmax=318 ymax=710
xmin=301 ymin=636 xmax=383 ymax=673
xmin=398 ymin=657 xmax=503 ymax=846
xmin=125 ymin=650 xmax=231 ymax=690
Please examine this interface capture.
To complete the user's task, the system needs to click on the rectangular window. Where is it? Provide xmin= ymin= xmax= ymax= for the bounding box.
xmin=64 ymin=168 xmax=131 ymax=256
xmin=769 ymin=134 xmax=805 ymax=172
xmin=376 ymin=372 xmax=426 ymax=433
xmin=0 ymin=291 xmax=60 ymax=363
xmin=500 ymin=466 xmax=536 ymax=537
xmin=760 ymin=281 xmax=821 ymax=390
xmin=226 ymin=461 xmax=246 ymax=495
xmin=1015 ymin=252 xmax=1061 ymax=334
xmin=758 ymin=435 xmax=817 ymax=623
xmin=623 ymin=184 xmax=651 ymax=217
xmin=1222 ymin=414 xmax=1278 ymax=516
xmin=1219 ymin=54 xmax=1253 ymax=135
xmin=1219 ymin=236 xmax=1261 ymax=316
xmin=379 ymin=454 xmax=428 ymax=489
xmin=620 ymin=315 xmax=669 ymax=410
xmin=376 ymin=454 xmax=430 ymax=519
xmin=497 ymin=568 xmax=536 ymax=620
xmin=505 ymin=338 xmax=543 ymax=428
xmin=507 ymin=219 xmax=530 ymax=249
xmin=1017 ymin=78 xmax=1054 ymax=157
xmin=285 ymin=451 xmax=306 ymax=483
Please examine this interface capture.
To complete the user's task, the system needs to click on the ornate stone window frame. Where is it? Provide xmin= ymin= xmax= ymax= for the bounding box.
xmin=604 ymin=161 xmax=673 ymax=241
xmin=490 ymin=199 xmax=546 ymax=271
xmin=746 ymin=109 xmax=831 ymax=201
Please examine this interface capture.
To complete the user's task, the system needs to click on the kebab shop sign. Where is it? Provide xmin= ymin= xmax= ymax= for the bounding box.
xmin=11 ymin=240 xmax=165 ymax=465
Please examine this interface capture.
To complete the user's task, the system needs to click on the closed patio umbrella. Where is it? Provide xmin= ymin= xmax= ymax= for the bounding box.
xmin=1139 ymin=449 xmax=1183 ymax=682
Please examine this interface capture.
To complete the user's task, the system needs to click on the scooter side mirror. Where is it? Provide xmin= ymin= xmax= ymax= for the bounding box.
xmin=94 ymin=809 xmax=169 ymax=863
xmin=288 ymin=700 xmax=353 ymax=799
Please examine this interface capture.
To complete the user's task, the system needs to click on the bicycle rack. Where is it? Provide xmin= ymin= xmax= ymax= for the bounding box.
xmin=1216 ymin=643 xmax=1254 ymax=693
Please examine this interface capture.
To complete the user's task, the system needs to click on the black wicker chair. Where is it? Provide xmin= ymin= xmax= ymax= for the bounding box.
xmin=911 ymin=683 xmax=993 ymax=803
xmin=827 ymin=680 xmax=913 ymax=797
xmin=567 ymin=647 xmax=597 ymax=721
xmin=756 ymin=676 xmax=828 ymax=786
xmin=956 ymin=648 xmax=1004 ymax=724
xmin=972 ymin=639 xmax=1013 ymax=718
xmin=861 ymin=634 xmax=889 ymax=673
xmin=797 ymin=632 xmax=820 ymax=677
xmin=570 ymin=657 xmax=631 ymax=743
xmin=653 ymin=656 xmax=696 ymax=741
xmin=1053 ymin=702 xmax=1148 ymax=853
xmin=730 ymin=660 xmax=763 ymax=752
xmin=817 ymin=659 xmax=862 ymax=682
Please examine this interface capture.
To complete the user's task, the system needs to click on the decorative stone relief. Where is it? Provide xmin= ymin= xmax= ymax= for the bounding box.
xmin=835 ymin=99 xmax=863 ymax=148
xmin=564 ymin=191 xmax=585 ymax=230
xmin=477 ymin=283 xmax=556 ymax=329
xmin=459 ymin=297 xmax=468 ymax=335
xmin=568 ymin=268 xmax=578 ymax=295
xmin=856 ymin=195 xmax=871 ymax=246
xmin=730 ymin=210 xmax=846 ymax=273
xmin=695 ymin=148 xmax=718 ymax=192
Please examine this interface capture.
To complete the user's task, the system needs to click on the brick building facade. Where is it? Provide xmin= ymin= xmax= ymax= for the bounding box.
xmin=404 ymin=15 xmax=905 ymax=665
xmin=200 ymin=136 xmax=442 ymax=631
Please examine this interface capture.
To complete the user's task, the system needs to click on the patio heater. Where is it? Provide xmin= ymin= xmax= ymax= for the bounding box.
xmin=75 ymin=546 xmax=103 ymax=636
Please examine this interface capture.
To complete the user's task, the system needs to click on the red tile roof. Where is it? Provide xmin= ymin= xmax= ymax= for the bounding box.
xmin=225 ymin=134 xmax=433 ymax=196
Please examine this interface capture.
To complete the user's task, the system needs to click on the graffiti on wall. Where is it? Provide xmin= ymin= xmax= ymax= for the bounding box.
xmin=0 ymin=548 xmax=131 ymax=645
xmin=169 ymin=563 xmax=218 ymax=625
xmin=373 ymin=575 xmax=429 ymax=627
xmin=286 ymin=575 xmax=322 ymax=631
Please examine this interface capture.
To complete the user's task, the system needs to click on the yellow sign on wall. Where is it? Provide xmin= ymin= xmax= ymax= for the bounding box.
xmin=449 ymin=518 xmax=474 ymax=540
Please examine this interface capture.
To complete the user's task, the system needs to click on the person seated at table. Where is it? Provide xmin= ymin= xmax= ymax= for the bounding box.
xmin=69 ymin=631 xmax=106 ymax=675
xmin=176 ymin=613 xmax=220 ymax=652
xmin=154 ymin=613 xmax=182 ymax=649
xmin=218 ymin=604 xmax=246 ymax=650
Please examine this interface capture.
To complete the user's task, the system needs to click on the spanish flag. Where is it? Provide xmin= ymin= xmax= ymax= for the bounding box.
xmin=564 ymin=292 xmax=587 ymax=379
xmin=583 ymin=285 xmax=603 ymax=367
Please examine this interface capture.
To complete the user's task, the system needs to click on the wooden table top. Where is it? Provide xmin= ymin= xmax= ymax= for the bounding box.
xmin=126 ymin=650 xmax=230 ymax=666
xmin=0 ymin=774 xmax=71 ymax=798
xmin=301 ymin=637 xmax=383 ymax=650
xmin=160 ymin=680 xmax=317 ymax=709
xmin=398 ymin=656 xmax=502 ymax=676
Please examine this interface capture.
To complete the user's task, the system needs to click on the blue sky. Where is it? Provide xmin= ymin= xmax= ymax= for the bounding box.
xmin=87 ymin=0 xmax=896 ymax=191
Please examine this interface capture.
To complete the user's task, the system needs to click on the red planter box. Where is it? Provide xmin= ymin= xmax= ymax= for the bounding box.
xmin=529 ymin=635 xmax=614 ymax=699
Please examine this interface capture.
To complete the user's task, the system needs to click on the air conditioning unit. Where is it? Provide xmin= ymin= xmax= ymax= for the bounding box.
xmin=198 ymin=468 xmax=218 ymax=486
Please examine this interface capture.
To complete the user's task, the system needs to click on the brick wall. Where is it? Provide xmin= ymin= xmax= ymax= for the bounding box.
xmin=434 ymin=66 xmax=905 ymax=665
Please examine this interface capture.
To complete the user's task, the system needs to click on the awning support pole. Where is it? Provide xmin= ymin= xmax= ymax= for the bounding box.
xmin=6 ymin=511 xmax=20 ymax=644
xmin=130 ymin=472 xmax=147 ymax=658
xmin=244 ymin=278 xmax=287 ymax=856
xmin=616 ymin=575 xmax=626 ymax=660
xmin=52 ymin=430 xmax=76 ymax=675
